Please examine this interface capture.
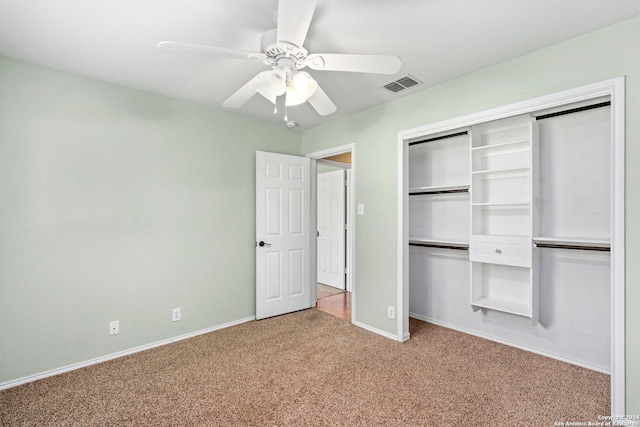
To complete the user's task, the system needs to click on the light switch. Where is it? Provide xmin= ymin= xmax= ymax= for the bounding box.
xmin=357 ymin=204 xmax=364 ymax=215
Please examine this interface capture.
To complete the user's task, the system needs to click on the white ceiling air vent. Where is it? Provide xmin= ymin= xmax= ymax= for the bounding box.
xmin=383 ymin=74 xmax=422 ymax=93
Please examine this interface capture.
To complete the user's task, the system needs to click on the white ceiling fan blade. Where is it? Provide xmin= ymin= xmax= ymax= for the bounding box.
xmin=223 ymin=71 xmax=273 ymax=109
xmin=306 ymin=53 xmax=401 ymax=75
xmin=277 ymin=0 xmax=317 ymax=48
xmin=307 ymin=85 xmax=337 ymax=116
xmin=157 ymin=41 xmax=266 ymax=61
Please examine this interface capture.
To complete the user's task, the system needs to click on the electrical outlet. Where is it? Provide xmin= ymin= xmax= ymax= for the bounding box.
xmin=387 ymin=306 xmax=395 ymax=320
xmin=172 ymin=308 xmax=181 ymax=322
xmin=109 ymin=320 xmax=119 ymax=336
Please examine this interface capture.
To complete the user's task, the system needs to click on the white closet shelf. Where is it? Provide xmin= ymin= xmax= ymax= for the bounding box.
xmin=471 ymin=139 xmax=530 ymax=152
xmin=472 ymin=166 xmax=530 ymax=175
xmin=533 ymin=236 xmax=610 ymax=249
xmin=409 ymin=184 xmax=469 ymax=195
xmin=471 ymin=201 xmax=530 ymax=208
xmin=471 ymin=298 xmax=532 ymax=318
xmin=471 ymin=233 xmax=532 ymax=239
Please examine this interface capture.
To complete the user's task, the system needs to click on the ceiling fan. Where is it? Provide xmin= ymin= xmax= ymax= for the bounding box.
xmin=157 ymin=0 xmax=401 ymax=121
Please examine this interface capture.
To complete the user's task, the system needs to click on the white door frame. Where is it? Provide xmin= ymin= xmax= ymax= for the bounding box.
xmin=316 ymin=169 xmax=347 ymax=289
xmin=397 ymin=77 xmax=626 ymax=415
xmin=307 ymin=143 xmax=356 ymax=319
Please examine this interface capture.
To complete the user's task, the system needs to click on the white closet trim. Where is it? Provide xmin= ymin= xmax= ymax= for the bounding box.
xmin=397 ymin=77 xmax=625 ymax=416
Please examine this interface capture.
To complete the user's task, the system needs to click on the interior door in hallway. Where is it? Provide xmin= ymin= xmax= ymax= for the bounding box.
xmin=317 ymin=169 xmax=345 ymax=289
xmin=255 ymin=151 xmax=312 ymax=320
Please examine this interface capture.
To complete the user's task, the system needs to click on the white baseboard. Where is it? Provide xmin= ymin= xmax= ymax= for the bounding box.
xmin=0 ymin=316 xmax=255 ymax=391
xmin=409 ymin=313 xmax=610 ymax=375
xmin=352 ymin=320 xmax=404 ymax=342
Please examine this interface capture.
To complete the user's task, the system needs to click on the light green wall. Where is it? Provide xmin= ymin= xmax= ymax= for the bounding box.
xmin=302 ymin=16 xmax=640 ymax=412
xmin=0 ymin=56 xmax=301 ymax=383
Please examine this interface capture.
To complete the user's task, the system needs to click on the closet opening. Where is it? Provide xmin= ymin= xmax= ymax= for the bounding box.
xmin=397 ymin=78 xmax=625 ymax=415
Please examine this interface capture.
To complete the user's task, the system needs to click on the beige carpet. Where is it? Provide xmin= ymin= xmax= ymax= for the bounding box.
xmin=0 ymin=309 xmax=609 ymax=426
xmin=317 ymin=283 xmax=345 ymax=299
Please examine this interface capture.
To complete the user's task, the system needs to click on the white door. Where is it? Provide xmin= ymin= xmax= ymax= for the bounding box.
xmin=317 ymin=169 xmax=346 ymax=289
xmin=256 ymin=151 xmax=312 ymax=320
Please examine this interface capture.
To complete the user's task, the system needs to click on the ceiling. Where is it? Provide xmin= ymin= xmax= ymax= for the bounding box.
xmin=1 ymin=1 xmax=638 ymax=130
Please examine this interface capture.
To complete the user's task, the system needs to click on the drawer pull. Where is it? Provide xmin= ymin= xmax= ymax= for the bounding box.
xmin=495 ymin=248 xmax=502 ymax=254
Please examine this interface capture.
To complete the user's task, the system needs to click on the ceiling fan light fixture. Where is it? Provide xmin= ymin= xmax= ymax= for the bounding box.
xmin=286 ymin=71 xmax=318 ymax=106
xmin=256 ymin=69 xmax=286 ymax=103
xmin=285 ymin=86 xmax=305 ymax=106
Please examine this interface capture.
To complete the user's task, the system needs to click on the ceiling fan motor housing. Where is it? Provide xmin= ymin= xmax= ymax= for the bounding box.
xmin=261 ymin=28 xmax=309 ymax=65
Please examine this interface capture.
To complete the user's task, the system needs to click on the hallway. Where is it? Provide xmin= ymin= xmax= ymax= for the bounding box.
xmin=316 ymin=285 xmax=351 ymax=321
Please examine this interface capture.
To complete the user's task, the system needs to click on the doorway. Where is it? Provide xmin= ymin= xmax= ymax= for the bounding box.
xmin=317 ymin=168 xmax=346 ymax=290
xmin=307 ymin=144 xmax=355 ymax=321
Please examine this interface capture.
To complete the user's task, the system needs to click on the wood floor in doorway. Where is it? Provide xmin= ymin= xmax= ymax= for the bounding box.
xmin=316 ymin=284 xmax=351 ymax=321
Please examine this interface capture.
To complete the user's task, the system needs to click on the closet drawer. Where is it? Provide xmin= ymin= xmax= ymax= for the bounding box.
xmin=470 ymin=235 xmax=531 ymax=267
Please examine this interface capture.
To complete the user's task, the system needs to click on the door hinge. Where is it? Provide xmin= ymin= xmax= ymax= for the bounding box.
xmin=344 ymin=267 xmax=348 ymax=274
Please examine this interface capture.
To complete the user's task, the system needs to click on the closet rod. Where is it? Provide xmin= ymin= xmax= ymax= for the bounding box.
xmin=408 ymin=130 xmax=468 ymax=146
xmin=534 ymin=243 xmax=610 ymax=252
xmin=409 ymin=188 xmax=469 ymax=196
xmin=409 ymin=242 xmax=469 ymax=250
xmin=535 ymin=101 xmax=611 ymax=121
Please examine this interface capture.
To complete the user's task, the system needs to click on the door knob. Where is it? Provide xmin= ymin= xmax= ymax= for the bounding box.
xmin=258 ymin=241 xmax=271 ymax=247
